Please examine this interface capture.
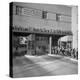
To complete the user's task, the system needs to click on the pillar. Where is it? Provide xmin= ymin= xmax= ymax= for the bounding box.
xmin=72 ymin=6 xmax=78 ymax=49
xmin=49 ymin=36 xmax=52 ymax=54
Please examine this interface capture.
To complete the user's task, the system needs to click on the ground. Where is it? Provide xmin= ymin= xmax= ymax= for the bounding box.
xmin=13 ymin=54 xmax=78 ymax=78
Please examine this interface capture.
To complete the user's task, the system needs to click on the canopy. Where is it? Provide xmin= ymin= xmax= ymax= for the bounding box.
xmin=59 ymin=36 xmax=73 ymax=42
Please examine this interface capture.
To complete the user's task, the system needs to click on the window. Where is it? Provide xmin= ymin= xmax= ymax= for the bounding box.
xmin=42 ymin=11 xmax=47 ymax=19
xmin=16 ymin=6 xmax=22 ymax=15
xmin=56 ymin=14 xmax=61 ymax=21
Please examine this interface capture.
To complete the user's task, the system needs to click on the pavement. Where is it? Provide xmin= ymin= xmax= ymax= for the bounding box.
xmin=13 ymin=54 xmax=78 ymax=78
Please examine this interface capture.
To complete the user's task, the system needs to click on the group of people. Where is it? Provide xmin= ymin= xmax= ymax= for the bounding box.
xmin=52 ymin=46 xmax=78 ymax=59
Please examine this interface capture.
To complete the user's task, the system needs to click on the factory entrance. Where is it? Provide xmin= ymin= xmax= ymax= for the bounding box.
xmin=12 ymin=31 xmax=69 ymax=56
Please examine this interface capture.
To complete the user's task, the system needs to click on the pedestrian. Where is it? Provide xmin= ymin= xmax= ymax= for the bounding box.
xmin=76 ymin=48 xmax=78 ymax=59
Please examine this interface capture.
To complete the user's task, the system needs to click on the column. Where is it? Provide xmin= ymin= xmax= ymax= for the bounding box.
xmin=49 ymin=36 xmax=52 ymax=54
xmin=72 ymin=6 xmax=78 ymax=49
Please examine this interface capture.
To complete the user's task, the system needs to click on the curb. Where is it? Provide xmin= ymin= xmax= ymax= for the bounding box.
xmin=48 ymin=54 xmax=78 ymax=62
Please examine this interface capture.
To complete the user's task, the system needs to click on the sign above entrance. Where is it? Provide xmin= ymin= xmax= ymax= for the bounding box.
xmin=12 ymin=25 xmax=72 ymax=35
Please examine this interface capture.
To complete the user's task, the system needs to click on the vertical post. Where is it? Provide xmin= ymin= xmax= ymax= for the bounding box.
xmin=49 ymin=36 xmax=52 ymax=54
xmin=58 ymin=40 xmax=60 ymax=47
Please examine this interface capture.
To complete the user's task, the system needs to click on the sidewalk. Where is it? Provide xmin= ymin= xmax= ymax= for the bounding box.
xmin=48 ymin=54 xmax=78 ymax=62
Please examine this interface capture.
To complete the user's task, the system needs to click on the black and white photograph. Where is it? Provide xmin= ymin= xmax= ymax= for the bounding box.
xmin=9 ymin=2 xmax=78 ymax=78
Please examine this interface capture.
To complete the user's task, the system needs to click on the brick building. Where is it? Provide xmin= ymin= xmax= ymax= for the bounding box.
xmin=11 ymin=2 xmax=77 ymax=55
